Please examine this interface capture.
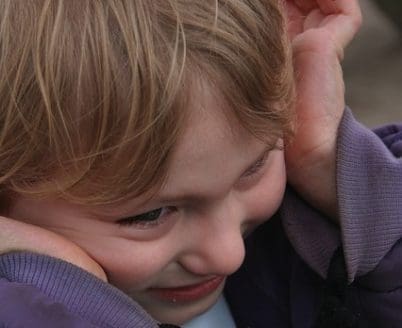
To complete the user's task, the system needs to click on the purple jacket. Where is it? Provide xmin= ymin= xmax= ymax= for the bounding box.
xmin=1 ymin=108 xmax=402 ymax=327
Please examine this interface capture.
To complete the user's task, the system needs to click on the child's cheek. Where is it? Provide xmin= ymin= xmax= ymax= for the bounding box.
xmin=77 ymin=236 xmax=173 ymax=291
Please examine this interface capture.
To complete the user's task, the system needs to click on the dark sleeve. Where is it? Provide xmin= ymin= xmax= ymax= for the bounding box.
xmin=0 ymin=252 xmax=159 ymax=328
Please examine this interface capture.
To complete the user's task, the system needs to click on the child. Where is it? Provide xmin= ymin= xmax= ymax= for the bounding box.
xmin=0 ymin=0 xmax=400 ymax=327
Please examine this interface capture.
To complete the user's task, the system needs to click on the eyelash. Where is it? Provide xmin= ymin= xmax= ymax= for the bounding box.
xmin=116 ymin=152 xmax=270 ymax=228
xmin=242 ymin=151 xmax=270 ymax=178
xmin=117 ymin=206 xmax=176 ymax=228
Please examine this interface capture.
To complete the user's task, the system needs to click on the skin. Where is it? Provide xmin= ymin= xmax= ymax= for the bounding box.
xmin=284 ymin=0 xmax=362 ymax=218
xmin=6 ymin=81 xmax=287 ymax=325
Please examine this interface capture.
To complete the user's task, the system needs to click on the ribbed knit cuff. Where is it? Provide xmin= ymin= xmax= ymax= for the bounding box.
xmin=0 ymin=252 xmax=158 ymax=328
xmin=281 ymin=186 xmax=340 ymax=279
xmin=282 ymin=108 xmax=402 ymax=282
xmin=337 ymin=108 xmax=402 ymax=280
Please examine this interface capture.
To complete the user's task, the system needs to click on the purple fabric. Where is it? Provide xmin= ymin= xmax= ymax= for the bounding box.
xmin=338 ymin=110 xmax=402 ymax=280
xmin=0 ymin=278 xmax=98 ymax=328
xmin=373 ymin=124 xmax=402 ymax=158
xmin=0 ymin=252 xmax=158 ymax=327
xmin=281 ymin=188 xmax=340 ymax=279
xmin=284 ymin=108 xmax=402 ymax=281
xmin=225 ymin=214 xmax=324 ymax=328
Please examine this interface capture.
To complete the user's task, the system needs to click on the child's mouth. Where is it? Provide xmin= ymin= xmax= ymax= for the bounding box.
xmin=149 ymin=276 xmax=225 ymax=303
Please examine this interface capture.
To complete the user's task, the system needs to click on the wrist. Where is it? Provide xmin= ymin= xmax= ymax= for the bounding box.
xmin=286 ymin=139 xmax=338 ymax=220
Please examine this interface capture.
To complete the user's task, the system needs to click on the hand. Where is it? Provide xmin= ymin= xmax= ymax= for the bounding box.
xmin=0 ymin=215 xmax=107 ymax=281
xmin=283 ymin=0 xmax=362 ymax=218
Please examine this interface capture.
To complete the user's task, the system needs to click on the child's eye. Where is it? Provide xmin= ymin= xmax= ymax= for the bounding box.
xmin=117 ymin=207 xmax=175 ymax=228
xmin=242 ymin=151 xmax=270 ymax=178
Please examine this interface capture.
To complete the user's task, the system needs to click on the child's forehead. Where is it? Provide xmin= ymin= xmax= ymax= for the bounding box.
xmin=181 ymin=74 xmax=283 ymax=142
xmin=179 ymin=78 xmax=252 ymax=146
xmin=160 ymin=80 xmax=270 ymax=190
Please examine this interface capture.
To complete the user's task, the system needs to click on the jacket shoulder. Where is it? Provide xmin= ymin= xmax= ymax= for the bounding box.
xmin=0 ymin=278 xmax=94 ymax=327
xmin=348 ymin=237 xmax=402 ymax=327
xmin=0 ymin=252 xmax=158 ymax=328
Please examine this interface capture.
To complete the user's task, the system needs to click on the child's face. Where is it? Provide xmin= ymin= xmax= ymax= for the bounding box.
xmin=8 ymin=84 xmax=287 ymax=324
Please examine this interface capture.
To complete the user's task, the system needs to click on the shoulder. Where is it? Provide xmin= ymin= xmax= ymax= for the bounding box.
xmin=346 ymin=237 xmax=402 ymax=326
xmin=373 ymin=123 xmax=402 ymax=158
xmin=357 ymin=236 xmax=402 ymax=291
xmin=0 ymin=252 xmax=158 ymax=328
xmin=225 ymin=216 xmax=324 ymax=328
xmin=0 ymin=278 xmax=95 ymax=327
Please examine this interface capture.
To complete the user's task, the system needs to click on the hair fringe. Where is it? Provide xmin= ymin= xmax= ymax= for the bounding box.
xmin=0 ymin=0 xmax=294 ymax=205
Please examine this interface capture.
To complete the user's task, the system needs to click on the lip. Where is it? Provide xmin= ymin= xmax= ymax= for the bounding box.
xmin=149 ymin=276 xmax=225 ymax=303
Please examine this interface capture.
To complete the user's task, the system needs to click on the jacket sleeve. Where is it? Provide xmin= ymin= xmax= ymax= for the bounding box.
xmin=336 ymin=109 xmax=402 ymax=280
xmin=282 ymin=107 xmax=402 ymax=281
xmin=0 ymin=252 xmax=159 ymax=328
xmin=282 ymin=108 xmax=402 ymax=327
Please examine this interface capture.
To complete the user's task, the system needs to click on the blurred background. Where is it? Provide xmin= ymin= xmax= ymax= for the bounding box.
xmin=343 ymin=0 xmax=402 ymax=127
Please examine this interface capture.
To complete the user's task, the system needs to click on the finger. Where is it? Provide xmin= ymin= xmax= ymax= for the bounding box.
xmin=316 ymin=0 xmax=362 ymax=56
xmin=283 ymin=0 xmax=319 ymax=40
xmin=317 ymin=0 xmax=362 ymax=25
xmin=0 ymin=216 xmax=107 ymax=281
xmin=303 ymin=8 xmax=325 ymax=29
xmin=284 ymin=2 xmax=304 ymax=39
xmin=293 ymin=0 xmax=317 ymax=13
xmin=315 ymin=0 xmax=339 ymax=14
xmin=323 ymin=14 xmax=362 ymax=58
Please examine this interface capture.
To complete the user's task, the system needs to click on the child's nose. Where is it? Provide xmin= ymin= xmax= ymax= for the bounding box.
xmin=179 ymin=226 xmax=246 ymax=277
xmin=178 ymin=200 xmax=247 ymax=277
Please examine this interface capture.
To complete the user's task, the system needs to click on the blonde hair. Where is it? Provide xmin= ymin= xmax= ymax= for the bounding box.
xmin=0 ymin=0 xmax=294 ymax=205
